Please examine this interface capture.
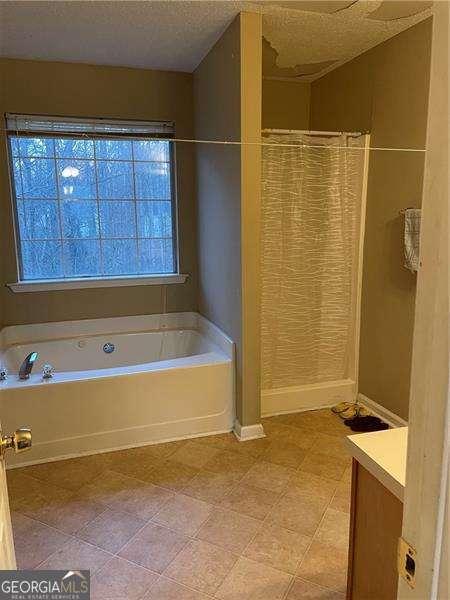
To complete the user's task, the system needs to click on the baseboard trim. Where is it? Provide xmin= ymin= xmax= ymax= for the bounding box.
xmin=233 ymin=420 xmax=266 ymax=441
xmin=261 ymin=379 xmax=356 ymax=417
xmin=357 ymin=393 xmax=408 ymax=428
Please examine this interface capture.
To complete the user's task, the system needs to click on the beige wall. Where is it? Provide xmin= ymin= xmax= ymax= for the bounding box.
xmin=0 ymin=58 xmax=197 ymax=326
xmin=194 ymin=12 xmax=262 ymax=427
xmin=310 ymin=19 xmax=433 ymax=420
xmin=194 ymin=16 xmax=243 ymax=422
xmin=262 ymin=79 xmax=310 ymax=130
xmin=194 ymin=17 xmax=241 ymax=357
xmin=240 ymin=12 xmax=262 ymax=426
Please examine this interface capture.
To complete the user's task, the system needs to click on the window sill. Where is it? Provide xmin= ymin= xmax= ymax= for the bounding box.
xmin=7 ymin=274 xmax=188 ymax=293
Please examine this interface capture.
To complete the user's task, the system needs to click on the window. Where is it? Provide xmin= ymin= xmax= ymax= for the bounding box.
xmin=7 ymin=114 xmax=178 ymax=283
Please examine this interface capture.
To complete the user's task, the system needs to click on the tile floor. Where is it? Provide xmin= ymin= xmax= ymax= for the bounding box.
xmin=7 ymin=409 xmax=352 ymax=599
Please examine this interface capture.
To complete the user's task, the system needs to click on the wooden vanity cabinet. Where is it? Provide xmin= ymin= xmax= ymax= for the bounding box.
xmin=346 ymin=459 xmax=404 ymax=600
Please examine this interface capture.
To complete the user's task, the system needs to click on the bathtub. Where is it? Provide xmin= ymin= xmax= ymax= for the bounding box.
xmin=0 ymin=312 xmax=235 ymax=467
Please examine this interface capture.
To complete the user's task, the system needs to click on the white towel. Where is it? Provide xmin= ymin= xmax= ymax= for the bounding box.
xmin=404 ymin=208 xmax=421 ymax=272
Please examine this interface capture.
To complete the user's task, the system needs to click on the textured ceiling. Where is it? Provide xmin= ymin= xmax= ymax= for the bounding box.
xmin=261 ymin=0 xmax=432 ymax=80
xmin=0 ymin=1 xmax=432 ymax=77
xmin=0 ymin=1 xmax=248 ymax=72
xmin=262 ymin=37 xmax=337 ymax=78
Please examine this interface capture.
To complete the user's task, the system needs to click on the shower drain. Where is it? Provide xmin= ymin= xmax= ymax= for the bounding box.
xmin=103 ymin=342 xmax=115 ymax=354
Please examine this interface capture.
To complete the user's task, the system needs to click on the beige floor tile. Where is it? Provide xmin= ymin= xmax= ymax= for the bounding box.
xmin=39 ymin=538 xmax=110 ymax=573
xmin=6 ymin=467 xmax=29 ymax=484
xmin=91 ymin=468 xmax=133 ymax=488
xmin=284 ymin=411 xmax=348 ymax=438
xmin=310 ymin=412 xmax=350 ymax=438
xmin=9 ymin=469 xmax=104 ymax=535
xmin=230 ymin=437 xmax=271 ymax=459
xmin=170 ymin=441 xmax=220 ymax=469
xmin=77 ymin=470 xmax=136 ymax=505
xmin=203 ymin=449 xmax=255 ymax=480
xmin=199 ymin=433 xmax=271 ymax=459
xmin=310 ymin=434 xmax=350 ymax=460
xmin=267 ymin=489 xmax=329 ymax=536
xmin=341 ymin=466 xmax=352 ymax=483
xmin=260 ymin=419 xmax=291 ymax=439
xmin=119 ymin=522 xmax=188 ymax=573
xmin=287 ymin=578 xmax=345 ymax=599
xmin=21 ymin=489 xmax=106 ymax=534
xmin=299 ymin=453 xmax=348 ymax=482
xmin=141 ymin=440 xmax=188 ymax=460
xmin=329 ymin=480 xmax=351 ymax=514
xmin=153 ymin=493 xmax=213 ymax=536
xmin=182 ymin=470 xmax=238 ymax=504
xmin=289 ymin=428 xmax=322 ymax=449
xmin=164 ymin=539 xmax=237 ymax=595
xmin=244 ymin=523 xmax=311 ymax=574
xmin=24 ymin=455 xmax=105 ymax=491
xmin=143 ymin=577 xmax=210 ymax=599
xmin=76 ymin=507 xmax=146 ymax=553
xmin=261 ymin=415 xmax=289 ymax=425
xmin=9 ymin=476 xmax=69 ymax=513
xmin=105 ymin=444 xmax=161 ymax=462
xmin=10 ymin=409 xmax=351 ymax=598
xmin=147 ymin=460 xmax=199 ymax=491
xmin=219 ymin=484 xmax=280 ymax=520
xmin=7 ymin=470 xmax=47 ymax=500
xmin=261 ymin=441 xmax=306 ymax=469
xmin=107 ymin=441 xmax=186 ymax=464
xmin=11 ymin=512 xmax=69 ymax=569
xmin=270 ymin=425 xmax=318 ymax=451
xmin=91 ymin=556 xmax=158 ymax=600
xmin=318 ymin=421 xmax=349 ymax=438
xmin=194 ymin=432 xmax=242 ymax=451
xmin=241 ymin=461 xmax=295 ymax=494
xmin=315 ymin=509 xmax=350 ymax=550
xmin=278 ymin=411 xmax=324 ymax=431
xmin=103 ymin=448 xmax=157 ymax=481
xmin=329 ymin=494 xmax=351 ymax=514
xmin=289 ymin=471 xmax=338 ymax=501
xmin=80 ymin=470 xmax=173 ymax=521
xmin=297 ymin=540 xmax=348 ymax=593
xmin=104 ymin=478 xmax=173 ymax=521
xmin=216 ymin=557 xmax=292 ymax=600
xmin=11 ymin=510 xmax=36 ymax=538
xmin=196 ymin=508 xmax=261 ymax=554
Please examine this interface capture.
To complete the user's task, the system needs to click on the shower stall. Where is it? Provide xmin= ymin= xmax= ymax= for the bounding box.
xmin=260 ymin=130 xmax=369 ymax=416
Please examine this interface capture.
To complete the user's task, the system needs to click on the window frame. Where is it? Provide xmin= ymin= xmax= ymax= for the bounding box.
xmin=5 ymin=115 xmax=186 ymax=291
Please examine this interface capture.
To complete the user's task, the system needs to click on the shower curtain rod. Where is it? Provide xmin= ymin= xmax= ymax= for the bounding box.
xmin=262 ymin=128 xmax=365 ymax=137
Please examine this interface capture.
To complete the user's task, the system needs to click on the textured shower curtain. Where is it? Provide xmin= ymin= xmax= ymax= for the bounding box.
xmin=261 ymin=133 xmax=365 ymax=391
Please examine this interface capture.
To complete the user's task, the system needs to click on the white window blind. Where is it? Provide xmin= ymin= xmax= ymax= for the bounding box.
xmin=6 ymin=114 xmax=174 ymax=137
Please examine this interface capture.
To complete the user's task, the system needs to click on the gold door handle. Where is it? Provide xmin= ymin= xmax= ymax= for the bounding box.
xmin=1 ymin=427 xmax=32 ymax=456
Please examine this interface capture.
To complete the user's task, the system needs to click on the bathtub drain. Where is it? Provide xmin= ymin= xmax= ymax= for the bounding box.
xmin=103 ymin=342 xmax=115 ymax=354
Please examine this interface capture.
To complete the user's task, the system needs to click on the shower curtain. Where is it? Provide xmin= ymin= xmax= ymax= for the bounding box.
xmin=261 ymin=133 xmax=365 ymax=391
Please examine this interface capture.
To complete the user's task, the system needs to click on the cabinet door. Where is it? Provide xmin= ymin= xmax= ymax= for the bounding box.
xmin=347 ymin=461 xmax=403 ymax=600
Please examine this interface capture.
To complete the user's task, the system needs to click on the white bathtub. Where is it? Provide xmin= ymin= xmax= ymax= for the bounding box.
xmin=0 ymin=312 xmax=235 ymax=467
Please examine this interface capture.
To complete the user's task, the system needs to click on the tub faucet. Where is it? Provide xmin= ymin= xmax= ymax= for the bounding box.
xmin=19 ymin=352 xmax=39 ymax=380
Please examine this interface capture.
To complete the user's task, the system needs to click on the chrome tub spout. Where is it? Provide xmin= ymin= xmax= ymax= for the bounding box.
xmin=19 ymin=352 xmax=39 ymax=380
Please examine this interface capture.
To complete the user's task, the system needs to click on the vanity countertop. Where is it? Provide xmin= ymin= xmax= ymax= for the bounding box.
xmin=345 ymin=426 xmax=408 ymax=501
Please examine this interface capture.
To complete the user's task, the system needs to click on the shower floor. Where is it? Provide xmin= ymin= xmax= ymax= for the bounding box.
xmin=7 ymin=409 xmax=351 ymax=599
